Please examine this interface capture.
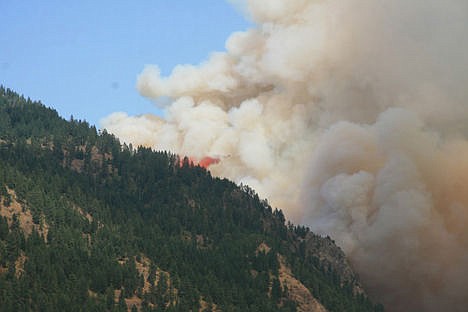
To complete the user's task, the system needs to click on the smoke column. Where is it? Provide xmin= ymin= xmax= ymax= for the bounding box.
xmin=101 ymin=0 xmax=468 ymax=310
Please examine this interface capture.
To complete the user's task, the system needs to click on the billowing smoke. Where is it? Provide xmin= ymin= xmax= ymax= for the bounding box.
xmin=101 ymin=0 xmax=468 ymax=310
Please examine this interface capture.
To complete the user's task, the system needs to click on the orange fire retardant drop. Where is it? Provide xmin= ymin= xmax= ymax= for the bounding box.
xmin=179 ymin=156 xmax=220 ymax=168
xmin=197 ymin=156 xmax=220 ymax=168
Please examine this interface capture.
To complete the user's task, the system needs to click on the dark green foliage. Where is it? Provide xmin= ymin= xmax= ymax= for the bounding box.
xmin=0 ymin=86 xmax=383 ymax=311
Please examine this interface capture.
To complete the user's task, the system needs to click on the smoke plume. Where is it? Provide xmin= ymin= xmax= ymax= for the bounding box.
xmin=101 ymin=0 xmax=468 ymax=310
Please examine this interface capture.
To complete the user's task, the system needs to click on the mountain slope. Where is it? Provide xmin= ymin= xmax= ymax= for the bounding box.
xmin=0 ymin=86 xmax=383 ymax=311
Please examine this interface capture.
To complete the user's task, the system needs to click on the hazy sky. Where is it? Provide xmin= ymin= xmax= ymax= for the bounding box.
xmin=0 ymin=0 xmax=250 ymax=126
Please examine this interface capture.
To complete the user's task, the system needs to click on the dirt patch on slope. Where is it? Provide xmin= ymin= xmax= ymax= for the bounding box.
xmin=278 ymin=254 xmax=328 ymax=312
xmin=0 ymin=188 xmax=48 ymax=240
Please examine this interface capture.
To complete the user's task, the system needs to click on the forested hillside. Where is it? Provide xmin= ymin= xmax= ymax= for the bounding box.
xmin=0 ymin=86 xmax=383 ymax=311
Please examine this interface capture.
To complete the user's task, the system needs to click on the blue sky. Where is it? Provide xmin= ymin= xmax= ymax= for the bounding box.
xmin=0 ymin=1 xmax=250 ymax=127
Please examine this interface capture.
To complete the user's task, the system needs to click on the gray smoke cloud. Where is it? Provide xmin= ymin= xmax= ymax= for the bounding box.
xmin=101 ymin=1 xmax=468 ymax=310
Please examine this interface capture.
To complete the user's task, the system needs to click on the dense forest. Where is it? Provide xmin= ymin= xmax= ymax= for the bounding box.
xmin=0 ymin=86 xmax=383 ymax=311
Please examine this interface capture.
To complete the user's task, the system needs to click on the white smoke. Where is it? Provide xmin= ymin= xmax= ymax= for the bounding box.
xmin=101 ymin=0 xmax=468 ymax=310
